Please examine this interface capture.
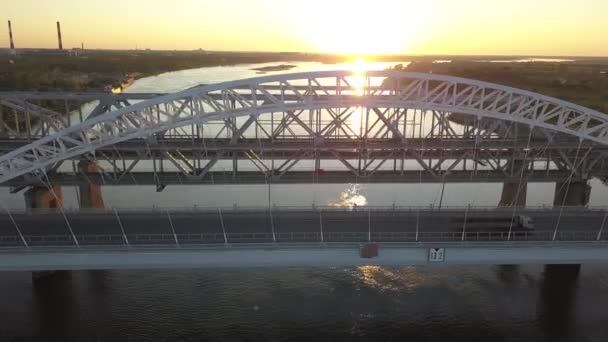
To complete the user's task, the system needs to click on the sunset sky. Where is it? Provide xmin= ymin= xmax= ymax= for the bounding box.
xmin=2 ymin=0 xmax=607 ymax=56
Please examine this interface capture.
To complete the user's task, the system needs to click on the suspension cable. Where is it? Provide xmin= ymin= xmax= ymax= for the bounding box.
xmin=1 ymin=200 xmax=28 ymax=248
xmin=39 ymin=170 xmax=80 ymax=247
xmin=507 ymin=125 xmax=534 ymax=240
xmin=553 ymin=139 xmax=593 ymax=241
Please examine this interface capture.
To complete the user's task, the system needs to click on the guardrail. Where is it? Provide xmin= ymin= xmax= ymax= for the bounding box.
xmin=3 ymin=205 xmax=608 ymax=215
xmin=0 ymin=230 xmax=605 ymax=248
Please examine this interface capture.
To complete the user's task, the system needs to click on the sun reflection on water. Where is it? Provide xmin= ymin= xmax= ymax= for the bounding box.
xmin=357 ymin=266 xmax=431 ymax=292
xmin=331 ymin=184 xmax=368 ymax=209
xmin=351 ymin=59 xmax=366 ymax=96
xmin=347 ymin=59 xmax=368 ymax=137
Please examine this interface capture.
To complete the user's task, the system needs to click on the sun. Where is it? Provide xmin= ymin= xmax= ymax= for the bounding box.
xmin=301 ymin=0 xmax=423 ymax=55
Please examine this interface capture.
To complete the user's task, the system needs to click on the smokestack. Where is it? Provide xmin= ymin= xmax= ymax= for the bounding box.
xmin=8 ymin=20 xmax=15 ymax=50
xmin=56 ymin=21 xmax=63 ymax=50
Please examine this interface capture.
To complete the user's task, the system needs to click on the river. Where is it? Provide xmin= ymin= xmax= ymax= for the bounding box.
xmin=1 ymin=60 xmax=608 ymax=341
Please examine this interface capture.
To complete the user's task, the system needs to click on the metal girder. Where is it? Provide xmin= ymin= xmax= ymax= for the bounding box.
xmin=2 ymin=142 xmax=606 ymax=185
xmin=0 ymin=92 xmax=165 ymax=139
xmin=0 ymin=98 xmax=68 ymax=137
xmin=2 ymin=70 xmax=608 ymax=186
xmin=1 ymin=170 xmax=582 ymax=186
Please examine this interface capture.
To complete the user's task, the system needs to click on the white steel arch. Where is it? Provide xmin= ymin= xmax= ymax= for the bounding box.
xmin=1 ymin=70 xmax=608 ymax=184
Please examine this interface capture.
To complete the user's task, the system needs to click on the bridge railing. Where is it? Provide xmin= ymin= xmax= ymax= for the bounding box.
xmin=5 ymin=205 xmax=608 ymax=215
xmin=0 ymin=230 xmax=604 ymax=248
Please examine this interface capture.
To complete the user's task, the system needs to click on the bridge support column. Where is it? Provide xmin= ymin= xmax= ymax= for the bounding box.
xmin=24 ymin=186 xmax=63 ymax=209
xmin=78 ymin=160 xmax=105 ymax=209
xmin=499 ymin=182 xmax=527 ymax=207
xmin=554 ymin=181 xmax=590 ymax=207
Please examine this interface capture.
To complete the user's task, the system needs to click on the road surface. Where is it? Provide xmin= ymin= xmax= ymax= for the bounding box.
xmin=0 ymin=208 xmax=605 ymax=247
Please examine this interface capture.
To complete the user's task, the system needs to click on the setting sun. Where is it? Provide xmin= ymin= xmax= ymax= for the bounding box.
xmin=299 ymin=0 xmax=425 ymax=55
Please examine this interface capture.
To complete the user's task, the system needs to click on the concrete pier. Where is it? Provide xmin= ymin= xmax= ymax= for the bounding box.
xmin=78 ymin=161 xmax=105 ymax=209
xmin=24 ymin=186 xmax=63 ymax=209
xmin=554 ymin=181 xmax=590 ymax=207
xmin=499 ymin=182 xmax=527 ymax=207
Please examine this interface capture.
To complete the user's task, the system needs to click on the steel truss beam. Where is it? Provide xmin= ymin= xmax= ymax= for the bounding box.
xmin=2 ymin=170 xmax=583 ymax=186
xmin=1 ymin=70 xmax=608 ymax=186
xmin=2 ymin=137 xmax=604 ymax=186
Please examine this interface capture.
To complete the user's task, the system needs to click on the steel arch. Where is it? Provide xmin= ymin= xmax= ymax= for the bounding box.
xmin=1 ymin=70 xmax=608 ymax=184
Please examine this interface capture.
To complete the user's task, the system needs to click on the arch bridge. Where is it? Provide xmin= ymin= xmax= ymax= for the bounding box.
xmin=0 ymin=70 xmax=607 ymax=207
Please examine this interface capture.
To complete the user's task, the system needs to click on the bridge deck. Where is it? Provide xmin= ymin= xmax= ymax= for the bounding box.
xmin=1 ymin=207 xmax=606 ymax=270
xmin=1 ymin=243 xmax=607 ymax=271
xmin=1 ymin=207 xmax=606 ymax=248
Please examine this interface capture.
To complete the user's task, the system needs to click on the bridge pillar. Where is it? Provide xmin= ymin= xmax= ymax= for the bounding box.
xmin=498 ymin=182 xmax=527 ymax=207
xmin=554 ymin=181 xmax=590 ymax=207
xmin=78 ymin=160 xmax=105 ymax=209
xmin=24 ymin=186 xmax=63 ymax=209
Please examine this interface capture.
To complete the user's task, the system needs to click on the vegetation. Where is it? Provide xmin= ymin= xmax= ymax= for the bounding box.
xmin=2 ymin=51 xmax=607 ymax=113
xmin=0 ymin=51 xmax=343 ymax=92
xmin=398 ymin=60 xmax=608 ymax=113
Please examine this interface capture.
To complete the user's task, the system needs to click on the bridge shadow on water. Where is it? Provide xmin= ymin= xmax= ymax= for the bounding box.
xmin=4 ymin=263 xmax=598 ymax=342
xmin=538 ymin=265 xmax=581 ymax=342
xmin=31 ymin=271 xmax=76 ymax=341
xmin=492 ymin=264 xmax=581 ymax=342
xmin=31 ymin=270 xmax=116 ymax=341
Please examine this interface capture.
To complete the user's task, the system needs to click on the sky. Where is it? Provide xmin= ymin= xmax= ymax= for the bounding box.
xmin=2 ymin=0 xmax=608 ymax=56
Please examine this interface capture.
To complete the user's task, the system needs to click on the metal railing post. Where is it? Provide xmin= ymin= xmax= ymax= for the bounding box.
xmin=218 ymin=208 xmax=228 ymax=245
xmin=3 ymin=205 xmax=28 ymax=248
xmin=166 ymin=209 xmax=179 ymax=247
xmin=319 ymin=208 xmax=324 ymax=243
xmin=461 ymin=205 xmax=469 ymax=242
xmin=368 ymin=207 xmax=371 ymax=242
xmin=113 ymin=208 xmax=130 ymax=246
xmin=415 ymin=208 xmax=420 ymax=242
xmin=269 ymin=207 xmax=276 ymax=243
xmin=597 ymin=210 xmax=608 ymax=241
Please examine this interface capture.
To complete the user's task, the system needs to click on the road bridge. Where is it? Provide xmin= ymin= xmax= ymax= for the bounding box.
xmin=0 ymin=206 xmax=607 ymax=270
xmin=0 ymin=206 xmax=606 ymax=247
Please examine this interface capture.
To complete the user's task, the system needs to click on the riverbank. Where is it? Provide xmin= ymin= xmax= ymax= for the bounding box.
xmin=0 ymin=51 xmax=339 ymax=92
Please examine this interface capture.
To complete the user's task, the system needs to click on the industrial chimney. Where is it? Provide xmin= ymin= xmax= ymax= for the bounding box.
xmin=56 ymin=21 xmax=63 ymax=50
xmin=8 ymin=20 xmax=15 ymax=50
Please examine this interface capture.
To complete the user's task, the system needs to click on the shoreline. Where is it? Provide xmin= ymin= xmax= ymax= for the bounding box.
xmin=0 ymin=51 xmax=334 ymax=92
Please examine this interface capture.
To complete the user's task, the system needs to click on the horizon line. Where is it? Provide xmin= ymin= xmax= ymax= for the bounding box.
xmin=2 ymin=48 xmax=608 ymax=59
